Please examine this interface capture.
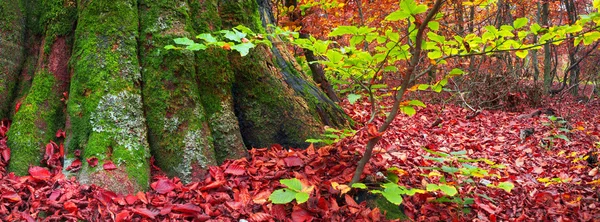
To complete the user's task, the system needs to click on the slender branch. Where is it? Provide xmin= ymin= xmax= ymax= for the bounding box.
xmin=350 ymin=0 xmax=445 ymax=185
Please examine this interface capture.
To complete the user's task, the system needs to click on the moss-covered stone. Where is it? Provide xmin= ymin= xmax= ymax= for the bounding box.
xmin=0 ymin=1 xmax=26 ymax=119
xmin=67 ymin=0 xmax=149 ymax=193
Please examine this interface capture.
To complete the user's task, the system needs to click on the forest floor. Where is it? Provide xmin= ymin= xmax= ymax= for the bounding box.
xmin=0 ymin=94 xmax=599 ymax=221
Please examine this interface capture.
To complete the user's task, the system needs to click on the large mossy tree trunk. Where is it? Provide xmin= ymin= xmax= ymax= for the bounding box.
xmin=1 ymin=0 xmax=349 ymax=194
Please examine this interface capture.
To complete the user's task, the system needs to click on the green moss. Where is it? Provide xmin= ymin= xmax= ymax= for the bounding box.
xmin=0 ymin=0 xmax=25 ymax=119
xmin=69 ymin=0 xmax=150 ymax=190
xmin=7 ymin=70 xmax=61 ymax=175
xmin=40 ymin=0 xmax=76 ymax=54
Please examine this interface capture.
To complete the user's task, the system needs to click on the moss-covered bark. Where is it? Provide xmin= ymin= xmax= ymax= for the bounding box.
xmin=220 ymin=0 xmax=350 ymax=148
xmin=2 ymin=0 xmax=350 ymax=194
xmin=0 ymin=1 xmax=26 ymax=119
xmin=190 ymin=0 xmax=248 ymax=163
xmin=7 ymin=0 xmax=75 ymax=175
xmin=139 ymin=0 xmax=218 ymax=183
xmin=67 ymin=0 xmax=149 ymax=194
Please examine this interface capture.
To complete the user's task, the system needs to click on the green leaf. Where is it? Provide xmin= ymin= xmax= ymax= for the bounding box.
xmin=426 ymin=183 xmax=439 ymax=191
xmin=196 ymin=33 xmax=217 ymax=43
xmin=173 ymin=37 xmax=194 ymax=45
xmin=223 ymin=29 xmax=246 ymax=42
xmin=385 ymin=10 xmax=410 ymax=21
xmin=513 ymin=18 xmax=528 ymax=29
xmin=347 ymin=94 xmax=362 ymax=104
xmin=326 ymin=50 xmax=344 ymax=63
xmin=280 ymin=178 xmax=303 ymax=192
xmin=417 ymin=84 xmax=430 ymax=90
xmin=269 ymin=189 xmax=297 ymax=204
xmin=384 ymin=66 xmax=398 ymax=72
xmin=234 ymin=25 xmax=255 ymax=35
xmin=439 ymin=184 xmax=458 ymax=196
xmin=399 ymin=0 xmax=428 ymax=15
xmin=401 ymin=106 xmax=416 ymax=116
xmin=295 ymin=192 xmax=310 ymax=204
xmin=313 ymin=41 xmax=330 ymax=54
xmin=428 ymin=21 xmax=440 ymax=31
xmin=431 ymin=84 xmax=442 ymax=92
xmin=515 ymin=50 xmax=528 ymax=58
xmin=441 ymin=166 xmax=460 ymax=174
xmin=583 ymin=31 xmax=600 ymax=45
xmin=231 ymin=42 xmax=256 ymax=56
xmin=554 ymin=134 xmax=570 ymax=142
xmin=164 ymin=45 xmax=176 ymax=50
xmin=427 ymin=50 xmax=442 ymax=59
xmin=381 ymin=186 xmax=404 ymax=205
xmin=407 ymin=100 xmax=426 ymax=107
xmin=352 ymin=183 xmax=368 ymax=189
xmin=496 ymin=182 xmax=515 ymax=193
xmin=450 ymin=150 xmax=467 ymax=156
xmin=530 ymin=23 xmax=542 ymax=34
xmin=448 ymin=68 xmax=464 ymax=76
xmin=186 ymin=43 xmax=207 ymax=51
xmin=329 ymin=26 xmax=359 ymax=37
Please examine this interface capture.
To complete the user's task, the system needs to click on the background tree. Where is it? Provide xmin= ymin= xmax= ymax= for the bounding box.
xmin=0 ymin=0 xmax=349 ymax=193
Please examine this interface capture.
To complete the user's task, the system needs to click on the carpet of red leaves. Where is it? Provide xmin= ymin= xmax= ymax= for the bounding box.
xmin=1 ymin=96 xmax=599 ymax=221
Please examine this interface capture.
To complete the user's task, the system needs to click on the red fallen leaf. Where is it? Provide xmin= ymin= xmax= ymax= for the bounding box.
xmin=173 ymin=203 xmax=202 ymax=214
xmin=160 ymin=204 xmax=173 ymax=215
xmin=291 ymin=206 xmax=313 ymax=222
xmin=64 ymin=201 xmax=78 ymax=214
xmin=48 ymin=190 xmax=61 ymax=201
xmin=87 ymin=157 xmax=98 ymax=167
xmin=200 ymin=180 xmax=226 ymax=191
xmin=1 ymin=148 xmax=10 ymax=162
xmin=103 ymin=161 xmax=117 ymax=170
xmin=14 ymin=100 xmax=21 ymax=113
xmin=44 ymin=141 xmax=57 ymax=160
xmin=136 ymin=191 xmax=148 ymax=204
xmin=125 ymin=194 xmax=138 ymax=205
xmin=66 ymin=159 xmax=82 ymax=172
xmin=224 ymin=164 xmax=246 ymax=176
xmin=21 ymin=212 xmax=35 ymax=222
xmin=29 ymin=166 xmax=51 ymax=181
xmin=56 ymin=129 xmax=66 ymax=138
xmin=534 ymin=191 xmax=555 ymax=206
xmin=367 ymin=123 xmax=382 ymax=139
xmin=115 ymin=211 xmax=130 ymax=222
xmin=252 ymin=190 xmax=271 ymax=204
xmin=151 ymin=178 xmax=175 ymax=194
xmin=74 ymin=149 xmax=81 ymax=157
xmin=132 ymin=207 xmax=158 ymax=219
xmin=248 ymin=212 xmax=272 ymax=222
xmin=317 ymin=197 xmax=329 ymax=211
xmin=2 ymin=191 xmax=21 ymax=202
xmin=345 ymin=194 xmax=359 ymax=208
xmin=271 ymin=204 xmax=287 ymax=221
xmin=284 ymin=156 xmax=304 ymax=167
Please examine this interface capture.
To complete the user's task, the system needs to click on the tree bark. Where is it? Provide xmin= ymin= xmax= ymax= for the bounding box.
xmin=1 ymin=0 xmax=349 ymax=194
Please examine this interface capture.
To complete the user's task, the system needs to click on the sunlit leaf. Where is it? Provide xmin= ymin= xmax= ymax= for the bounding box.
xmin=513 ymin=18 xmax=528 ymax=29
xmin=269 ymin=189 xmax=296 ymax=204
xmin=347 ymin=94 xmax=361 ymax=104
xmin=173 ymin=37 xmax=194 ymax=45
xmin=439 ymin=184 xmax=458 ymax=196
xmin=295 ymin=192 xmax=310 ymax=204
